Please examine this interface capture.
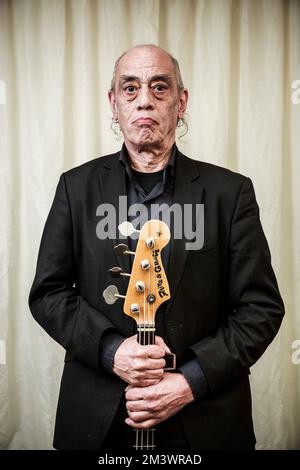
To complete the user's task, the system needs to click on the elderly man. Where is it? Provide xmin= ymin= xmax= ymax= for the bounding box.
xmin=29 ymin=45 xmax=284 ymax=450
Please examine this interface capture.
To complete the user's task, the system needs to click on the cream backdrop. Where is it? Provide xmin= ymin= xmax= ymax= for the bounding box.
xmin=0 ymin=0 xmax=299 ymax=450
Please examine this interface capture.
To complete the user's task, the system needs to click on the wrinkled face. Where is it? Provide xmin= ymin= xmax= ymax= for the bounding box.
xmin=108 ymin=46 xmax=188 ymax=151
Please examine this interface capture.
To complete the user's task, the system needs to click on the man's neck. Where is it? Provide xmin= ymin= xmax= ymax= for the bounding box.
xmin=125 ymin=142 xmax=174 ymax=173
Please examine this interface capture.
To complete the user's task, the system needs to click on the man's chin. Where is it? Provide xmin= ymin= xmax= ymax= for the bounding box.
xmin=135 ymin=141 xmax=161 ymax=152
xmin=125 ymin=130 xmax=165 ymax=151
xmin=130 ymin=135 xmax=161 ymax=152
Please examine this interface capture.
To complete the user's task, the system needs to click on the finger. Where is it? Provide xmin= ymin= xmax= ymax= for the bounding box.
xmin=126 ymin=400 xmax=157 ymax=413
xmin=126 ymin=383 xmax=159 ymax=400
xmin=143 ymin=345 xmax=166 ymax=359
xmin=155 ymin=336 xmax=171 ymax=354
xmin=133 ymin=358 xmax=166 ymax=371
xmin=125 ymin=417 xmax=157 ymax=429
xmin=140 ymin=359 xmax=166 ymax=371
xmin=135 ymin=367 xmax=165 ymax=379
xmin=130 ymin=378 xmax=162 ymax=388
xmin=129 ymin=368 xmax=164 ymax=384
xmin=127 ymin=410 xmax=155 ymax=423
xmin=125 ymin=388 xmax=145 ymax=401
xmin=139 ymin=377 xmax=163 ymax=386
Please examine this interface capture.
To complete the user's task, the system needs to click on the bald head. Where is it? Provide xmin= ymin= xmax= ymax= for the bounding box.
xmin=110 ymin=45 xmax=184 ymax=94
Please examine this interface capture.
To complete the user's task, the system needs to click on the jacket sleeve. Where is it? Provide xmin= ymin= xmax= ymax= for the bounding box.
xmin=189 ymin=177 xmax=285 ymax=393
xmin=28 ymin=174 xmax=118 ymax=372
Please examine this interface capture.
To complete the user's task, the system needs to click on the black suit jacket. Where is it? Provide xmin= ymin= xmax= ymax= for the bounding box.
xmin=29 ymin=148 xmax=284 ymax=449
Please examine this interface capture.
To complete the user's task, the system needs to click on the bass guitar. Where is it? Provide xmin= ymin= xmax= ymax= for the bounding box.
xmin=103 ymin=219 xmax=176 ymax=450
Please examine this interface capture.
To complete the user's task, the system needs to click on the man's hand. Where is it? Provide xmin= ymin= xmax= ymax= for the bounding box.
xmin=112 ymin=335 xmax=170 ymax=386
xmin=125 ymin=372 xmax=194 ymax=429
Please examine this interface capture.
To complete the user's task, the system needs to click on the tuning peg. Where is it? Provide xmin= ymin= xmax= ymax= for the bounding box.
xmin=145 ymin=237 xmax=155 ymax=248
xmin=135 ymin=281 xmax=145 ymax=292
xmin=118 ymin=221 xmax=140 ymax=237
xmin=141 ymin=259 xmax=150 ymax=271
xmin=102 ymin=285 xmax=126 ymax=305
xmin=108 ymin=267 xmax=131 ymax=278
xmin=114 ymin=243 xmax=135 ymax=256
xmin=130 ymin=303 xmax=140 ymax=314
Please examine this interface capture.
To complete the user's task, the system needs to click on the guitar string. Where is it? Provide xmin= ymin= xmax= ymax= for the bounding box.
xmin=145 ymin=255 xmax=150 ymax=450
xmin=145 ymin=228 xmax=151 ymax=449
xmin=149 ymin=230 xmax=156 ymax=449
xmin=137 ymin=234 xmax=149 ymax=450
xmin=149 ymin=231 xmax=156 ymax=449
xmin=145 ymin=230 xmax=151 ymax=450
xmin=152 ymin=233 xmax=157 ymax=450
xmin=136 ymin=227 xmax=161 ymax=450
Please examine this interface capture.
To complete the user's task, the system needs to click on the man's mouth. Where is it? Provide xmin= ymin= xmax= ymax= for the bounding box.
xmin=133 ymin=117 xmax=158 ymax=125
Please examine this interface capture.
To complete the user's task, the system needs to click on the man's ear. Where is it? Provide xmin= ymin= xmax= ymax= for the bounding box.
xmin=178 ymin=89 xmax=188 ymax=119
xmin=108 ymin=90 xmax=118 ymax=120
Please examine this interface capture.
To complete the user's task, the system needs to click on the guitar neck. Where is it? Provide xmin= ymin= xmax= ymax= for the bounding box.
xmin=135 ymin=324 xmax=156 ymax=450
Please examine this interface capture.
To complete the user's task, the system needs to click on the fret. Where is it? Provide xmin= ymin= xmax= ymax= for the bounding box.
xmin=137 ymin=326 xmax=156 ymax=331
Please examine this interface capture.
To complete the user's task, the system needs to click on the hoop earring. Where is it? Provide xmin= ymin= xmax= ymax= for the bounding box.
xmin=111 ymin=117 xmax=122 ymax=139
xmin=177 ymin=117 xmax=184 ymax=128
xmin=176 ymin=116 xmax=188 ymax=140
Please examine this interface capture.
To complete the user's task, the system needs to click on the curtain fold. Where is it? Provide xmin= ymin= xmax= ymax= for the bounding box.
xmin=0 ymin=0 xmax=299 ymax=449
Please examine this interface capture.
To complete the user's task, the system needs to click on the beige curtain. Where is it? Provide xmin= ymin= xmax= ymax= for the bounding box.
xmin=0 ymin=0 xmax=299 ymax=450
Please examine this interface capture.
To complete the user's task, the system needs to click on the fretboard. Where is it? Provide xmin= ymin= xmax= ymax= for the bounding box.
xmin=137 ymin=324 xmax=156 ymax=346
xmin=134 ymin=324 xmax=156 ymax=450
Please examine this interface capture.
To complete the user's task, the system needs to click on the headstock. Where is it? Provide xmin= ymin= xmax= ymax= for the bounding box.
xmin=124 ymin=219 xmax=170 ymax=326
xmin=103 ymin=219 xmax=171 ymax=327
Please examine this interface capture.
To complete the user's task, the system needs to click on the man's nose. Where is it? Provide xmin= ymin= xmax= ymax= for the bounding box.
xmin=136 ymin=85 xmax=154 ymax=109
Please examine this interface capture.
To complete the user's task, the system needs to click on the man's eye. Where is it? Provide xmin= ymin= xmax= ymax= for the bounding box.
xmin=152 ymin=84 xmax=168 ymax=93
xmin=124 ymin=85 xmax=137 ymax=94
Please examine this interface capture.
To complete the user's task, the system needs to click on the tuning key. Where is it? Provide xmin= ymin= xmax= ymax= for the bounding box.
xmin=114 ymin=244 xmax=135 ymax=256
xmin=102 ymin=285 xmax=125 ymax=305
xmin=130 ymin=303 xmax=140 ymax=314
xmin=135 ymin=281 xmax=145 ymax=292
xmin=118 ymin=221 xmax=140 ymax=237
xmin=140 ymin=259 xmax=150 ymax=271
xmin=108 ymin=267 xmax=130 ymax=278
xmin=145 ymin=237 xmax=155 ymax=248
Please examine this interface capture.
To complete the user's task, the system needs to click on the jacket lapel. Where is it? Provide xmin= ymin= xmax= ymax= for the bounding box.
xmin=165 ymin=151 xmax=204 ymax=316
xmin=98 ymin=153 xmax=131 ymax=291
